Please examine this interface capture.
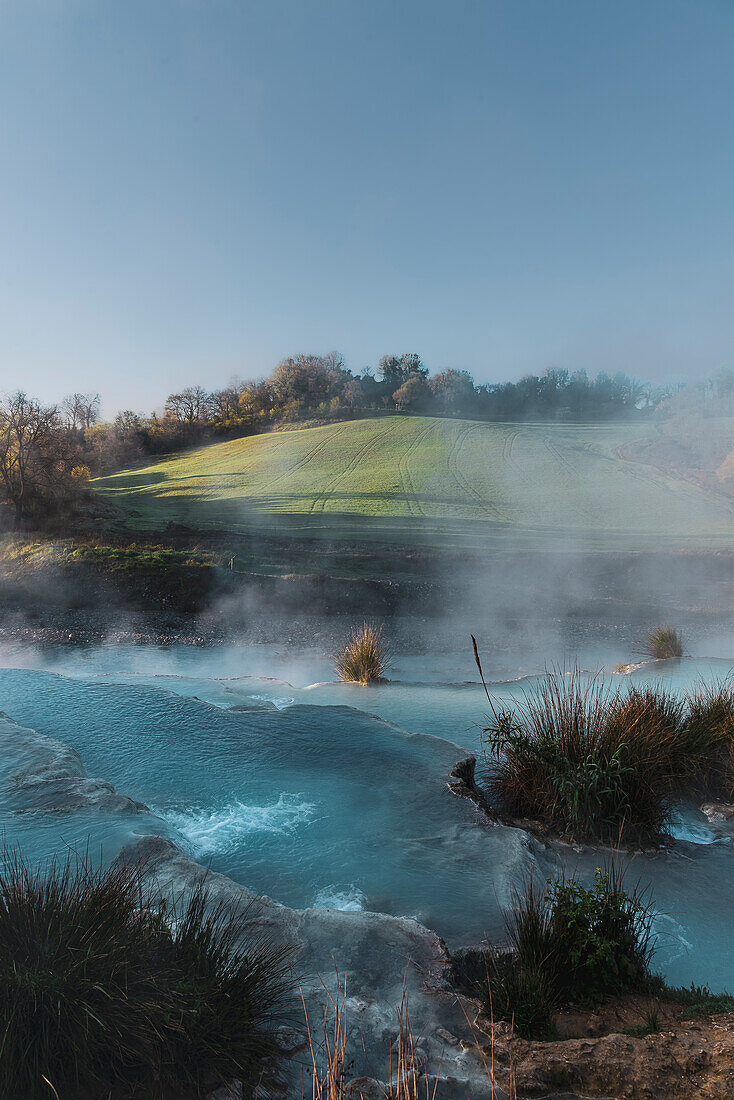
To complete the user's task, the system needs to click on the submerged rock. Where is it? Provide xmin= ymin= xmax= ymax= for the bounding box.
xmin=0 ymin=710 xmax=146 ymax=814
xmin=701 ymin=801 xmax=734 ymax=823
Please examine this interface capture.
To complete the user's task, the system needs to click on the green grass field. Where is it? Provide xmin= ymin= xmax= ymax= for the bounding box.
xmin=92 ymin=416 xmax=734 ymax=551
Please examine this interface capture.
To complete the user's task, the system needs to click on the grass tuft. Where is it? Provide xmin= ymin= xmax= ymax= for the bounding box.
xmin=681 ymin=677 xmax=734 ymax=796
xmin=667 ymin=983 xmax=734 ymax=1019
xmin=642 ymin=625 xmax=684 ymax=660
xmin=0 ymin=850 xmax=293 ymax=1099
xmin=334 ymin=622 xmax=390 ymax=684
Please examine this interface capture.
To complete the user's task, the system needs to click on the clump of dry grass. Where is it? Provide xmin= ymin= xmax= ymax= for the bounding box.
xmin=302 ymin=975 xmax=437 ymax=1099
xmin=642 ymin=625 xmax=684 ymax=660
xmin=334 ymin=623 xmax=389 ymax=684
xmin=682 ymin=677 xmax=734 ymax=796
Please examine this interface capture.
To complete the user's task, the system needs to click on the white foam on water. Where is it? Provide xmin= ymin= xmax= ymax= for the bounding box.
xmin=651 ymin=910 xmax=694 ymax=964
xmin=668 ymin=813 xmax=720 ymax=846
xmin=159 ymin=793 xmax=315 ymax=856
xmin=312 ymin=885 xmax=367 ymax=912
xmin=247 ymin=693 xmax=295 ymax=710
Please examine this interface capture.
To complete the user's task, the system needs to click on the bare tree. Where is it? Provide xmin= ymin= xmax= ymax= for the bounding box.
xmin=0 ymin=392 xmax=63 ymax=528
xmin=62 ymin=392 xmax=101 ymax=430
xmin=211 ymin=382 xmax=245 ymax=423
xmin=165 ymin=386 xmax=212 ymax=423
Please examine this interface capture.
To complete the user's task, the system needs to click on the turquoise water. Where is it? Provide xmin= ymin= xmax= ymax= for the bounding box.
xmin=1 ymin=646 xmax=734 ymax=991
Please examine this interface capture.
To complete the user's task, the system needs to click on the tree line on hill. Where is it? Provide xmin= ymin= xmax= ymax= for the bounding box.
xmin=86 ymin=354 xmax=656 ymax=474
xmin=0 ymin=352 xmax=686 ymax=529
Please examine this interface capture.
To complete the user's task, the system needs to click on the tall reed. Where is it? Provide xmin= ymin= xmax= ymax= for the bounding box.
xmin=302 ymin=974 xmax=511 ymax=1099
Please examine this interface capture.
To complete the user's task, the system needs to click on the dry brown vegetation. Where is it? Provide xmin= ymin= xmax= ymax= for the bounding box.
xmin=302 ymin=974 xmax=509 ymax=1099
xmin=334 ymin=623 xmax=390 ymax=684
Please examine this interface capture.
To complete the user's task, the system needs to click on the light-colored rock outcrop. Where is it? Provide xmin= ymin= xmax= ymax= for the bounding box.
xmin=0 ymin=709 xmax=146 ymax=813
xmin=701 ymin=801 xmax=734 ymax=824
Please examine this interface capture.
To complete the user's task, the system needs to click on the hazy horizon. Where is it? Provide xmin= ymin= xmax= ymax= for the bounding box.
xmin=1 ymin=0 xmax=733 ymax=415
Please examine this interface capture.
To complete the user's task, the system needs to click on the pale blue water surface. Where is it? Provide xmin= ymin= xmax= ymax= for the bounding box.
xmin=1 ymin=643 xmax=733 ymax=991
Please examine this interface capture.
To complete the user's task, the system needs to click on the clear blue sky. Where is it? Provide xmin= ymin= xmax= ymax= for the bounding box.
xmin=1 ymin=0 xmax=732 ymax=415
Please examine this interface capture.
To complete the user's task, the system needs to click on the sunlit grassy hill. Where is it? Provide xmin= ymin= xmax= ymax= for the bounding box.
xmin=92 ymin=416 xmax=734 ymax=551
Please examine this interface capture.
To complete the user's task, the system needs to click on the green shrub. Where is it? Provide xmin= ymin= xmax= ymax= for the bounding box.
xmin=334 ymin=622 xmax=390 ymax=684
xmin=0 ymin=851 xmax=293 ymax=1099
xmin=667 ymin=982 xmax=734 ymax=1019
xmin=547 ymin=867 xmax=653 ymax=1002
xmin=482 ymin=867 xmax=654 ymax=1038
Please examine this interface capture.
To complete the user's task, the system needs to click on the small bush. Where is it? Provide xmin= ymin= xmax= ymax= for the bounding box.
xmin=487 ymin=956 xmax=558 ymax=1040
xmin=482 ymin=867 xmax=654 ymax=1038
xmin=334 ymin=622 xmax=389 ymax=684
xmin=547 ymin=868 xmax=654 ymax=1002
xmin=642 ymin=625 xmax=684 ymax=660
xmin=165 ymin=887 xmax=293 ymax=1096
xmin=478 ymin=668 xmax=695 ymax=842
xmin=472 ymin=637 xmax=727 ymax=842
xmin=0 ymin=851 xmax=293 ymax=1099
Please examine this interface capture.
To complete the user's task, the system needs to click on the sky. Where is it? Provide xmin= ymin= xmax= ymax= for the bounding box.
xmin=0 ymin=0 xmax=733 ymax=416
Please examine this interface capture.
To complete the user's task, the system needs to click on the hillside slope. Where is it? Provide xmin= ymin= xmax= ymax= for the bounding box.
xmin=93 ymin=416 xmax=734 ymax=550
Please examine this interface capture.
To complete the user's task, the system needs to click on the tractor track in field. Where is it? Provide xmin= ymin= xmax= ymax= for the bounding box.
xmin=304 ymin=422 xmax=394 ymax=519
xmin=542 ymin=433 xmax=580 ymax=485
xmin=395 ymin=421 xmax=434 ymax=517
xmin=261 ymin=425 xmax=347 ymax=493
xmin=541 ymin=432 xmax=603 ymax=526
xmin=501 ymin=427 xmax=534 ymax=489
xmin=447 ymin=424 xmax=501 ymax=518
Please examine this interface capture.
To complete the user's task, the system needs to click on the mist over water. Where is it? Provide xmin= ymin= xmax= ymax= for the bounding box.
xmin=3 ymin=413 xmax=734 ymax=1013
xmin=1 ymin=648 xmax=734 ymax=991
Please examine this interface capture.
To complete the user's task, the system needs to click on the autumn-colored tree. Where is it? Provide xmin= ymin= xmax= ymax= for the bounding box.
xmin=392 ymin=373 xmax=432 ymax=412
xmin=429 ymin=369 xmax=476 ymax=415
xmin=378 ymin=353 xmax=427 ymax=391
